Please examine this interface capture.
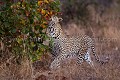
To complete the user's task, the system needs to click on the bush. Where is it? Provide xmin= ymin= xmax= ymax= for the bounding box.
xmin=0 ymin=0 xmax=60 ymax=62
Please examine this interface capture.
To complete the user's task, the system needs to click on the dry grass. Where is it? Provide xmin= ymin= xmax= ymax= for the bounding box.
xmin=0 ymin=51 xmax=33 ymax=80
xmin=0 ymin=60 xmax=33 ymax=80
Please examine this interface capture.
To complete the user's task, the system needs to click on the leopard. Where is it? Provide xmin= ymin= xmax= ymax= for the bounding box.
xmin=47 ymin=16 xmax=103 ymax=70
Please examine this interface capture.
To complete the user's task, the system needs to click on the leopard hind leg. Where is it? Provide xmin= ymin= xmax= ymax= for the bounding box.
xmin=84 ymin=48 xmax=94 ymax=67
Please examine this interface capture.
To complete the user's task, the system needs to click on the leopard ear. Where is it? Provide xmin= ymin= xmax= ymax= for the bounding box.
xmin=49 ymin=16 xmax=54 ymax=20
xmin=49 ymin=17 xmax=52 ymax=21
xmin=58 ymin=18 xmax=63 ymax=22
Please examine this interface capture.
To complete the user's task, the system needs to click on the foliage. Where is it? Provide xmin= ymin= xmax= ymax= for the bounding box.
xmin=0 ymin=0 xmax=60 ymax=61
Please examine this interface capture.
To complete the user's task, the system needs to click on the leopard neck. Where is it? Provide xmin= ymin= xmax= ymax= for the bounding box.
xmin=53 ymin=23 xmax=66 ymax=40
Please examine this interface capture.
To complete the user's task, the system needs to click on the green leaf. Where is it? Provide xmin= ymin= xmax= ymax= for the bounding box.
xmin=11 ymin=28 xmax=16 ymax=33
xmin=55 ymin=0 xmax=60 ymax=5
xmin=4 ymin=22 xmax=10 ymax=27
xmin=0 ymin=12 xmax=1 ymax=16
xmin=29 ymin=17 xmax=34 ymax=24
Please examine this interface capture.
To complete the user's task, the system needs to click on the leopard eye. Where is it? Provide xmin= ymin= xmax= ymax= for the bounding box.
xmin=51 ymin=22 xmax=55 ymax=26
